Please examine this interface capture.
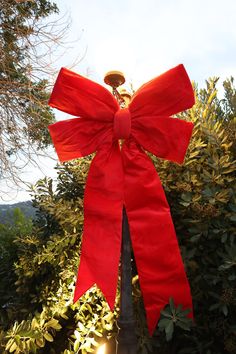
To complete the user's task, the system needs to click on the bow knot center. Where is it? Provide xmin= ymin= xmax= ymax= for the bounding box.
xmin=113 ymin=108 xmax=131 ymax=140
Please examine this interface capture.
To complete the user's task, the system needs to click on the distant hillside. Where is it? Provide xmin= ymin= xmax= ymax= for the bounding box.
xmin=0 ymin=201 xmax=36 ymax=224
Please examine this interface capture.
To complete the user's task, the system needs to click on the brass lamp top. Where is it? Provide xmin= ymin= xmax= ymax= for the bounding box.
xmin=104 ymin=71 xmax=125 ymax=88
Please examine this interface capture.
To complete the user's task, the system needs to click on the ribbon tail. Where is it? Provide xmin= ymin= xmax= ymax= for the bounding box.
xmin=74 ymin=142 xmax=124 ymax=310
xmin=122 ymin=141 xmax=193 ymax=335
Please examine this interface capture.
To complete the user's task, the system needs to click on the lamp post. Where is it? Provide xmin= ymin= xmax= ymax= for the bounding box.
xmin=116 ymin=208 xmax=138 ymax=354
xmin=104 ymin=72 xmax=138 ymax=354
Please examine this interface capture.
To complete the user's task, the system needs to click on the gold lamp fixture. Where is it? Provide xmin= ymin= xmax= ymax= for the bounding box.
xmin=104 ymin=70 xmax=131 ymax=107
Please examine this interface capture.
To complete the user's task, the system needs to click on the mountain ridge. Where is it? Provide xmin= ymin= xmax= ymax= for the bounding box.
xmin=0 ymin=201 xmax=36 ymax=224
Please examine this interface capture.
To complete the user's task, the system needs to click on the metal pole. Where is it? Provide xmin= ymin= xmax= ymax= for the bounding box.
xmin=116 ymin=208 xmax=138 ymax=354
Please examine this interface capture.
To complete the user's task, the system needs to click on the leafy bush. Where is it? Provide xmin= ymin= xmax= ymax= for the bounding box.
xmin=0 ymin=77 xmax=235 ymax=353
xmin=0 ymin=208 xmax=33 ymax=328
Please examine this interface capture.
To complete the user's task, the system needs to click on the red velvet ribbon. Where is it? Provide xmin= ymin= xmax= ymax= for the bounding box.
xmin=48 ymin=64 xmax=195 ymax=335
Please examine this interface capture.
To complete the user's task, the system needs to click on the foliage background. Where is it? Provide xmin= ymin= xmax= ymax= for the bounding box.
xmin=0 ymin=0 xmax=70 ymax=193
xmin=0 ymin=77 xmax=235 ymax=354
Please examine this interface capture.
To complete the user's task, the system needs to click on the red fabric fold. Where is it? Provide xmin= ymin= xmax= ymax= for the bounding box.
xmin=122 ymin=140 xmax=193 ymax=334
xmin=132 ymin=116 xmax=193 ymax=164
xmin=74 ymin=142 xmax=124 ymax=309
xmin=49 ymin=117 xmax=113 ymax=161
xmin=129 ymin=64 xmax=194 ymax=117
xmin=49 ymin=67 xmax=119 ymax=120
xmin=48 ymin=64 xmax=195 ymax=335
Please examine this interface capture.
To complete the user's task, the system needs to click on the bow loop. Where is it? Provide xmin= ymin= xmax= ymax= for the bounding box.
xmin=132 ymin=115 xmax=194 ymax=164
xmin=49 ymin=67 xmax=119 ymax=121
xmin=129 ymin=64 xmax=195 ymax=118
xmin=48 ymin=117 xmax=113 ymax=162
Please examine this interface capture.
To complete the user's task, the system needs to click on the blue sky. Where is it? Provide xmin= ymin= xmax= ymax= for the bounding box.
xmin=1 ymin=0 xmax=235 ymax=203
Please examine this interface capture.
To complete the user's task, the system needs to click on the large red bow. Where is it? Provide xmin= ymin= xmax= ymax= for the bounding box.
xmin=48 ymin=64 xmax=194 ymax=335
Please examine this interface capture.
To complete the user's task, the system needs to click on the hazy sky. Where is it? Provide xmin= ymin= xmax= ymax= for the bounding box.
xmin=1 ymin=0 xmax=235 ymax=203
xmin=56 ymin=0 xmax=236 ymax=87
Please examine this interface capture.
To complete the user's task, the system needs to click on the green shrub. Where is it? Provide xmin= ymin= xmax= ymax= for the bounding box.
xmin=0 ymin=77 xmax=235 ymax=353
